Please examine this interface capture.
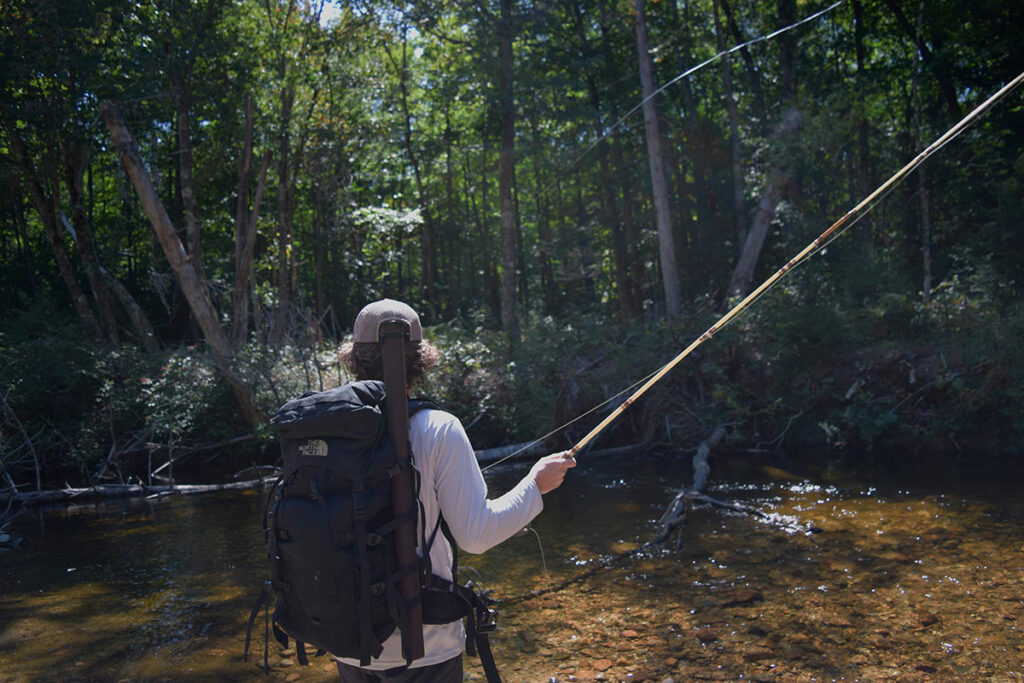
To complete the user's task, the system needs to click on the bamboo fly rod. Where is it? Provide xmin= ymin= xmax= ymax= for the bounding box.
xmin=566 ymin=70 xmax=1024 ymax=458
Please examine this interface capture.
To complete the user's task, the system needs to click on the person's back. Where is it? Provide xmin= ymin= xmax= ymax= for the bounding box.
xmin=334 ymin=299 xmax=574 ymax=683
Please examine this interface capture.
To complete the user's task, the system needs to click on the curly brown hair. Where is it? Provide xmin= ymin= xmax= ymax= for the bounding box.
xmin=338 ymin=339 xmax=440 ymax=390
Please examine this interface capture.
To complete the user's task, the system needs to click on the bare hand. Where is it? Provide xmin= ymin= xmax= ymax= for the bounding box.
xmin=530 ymin=451 xmax=577 ymax=494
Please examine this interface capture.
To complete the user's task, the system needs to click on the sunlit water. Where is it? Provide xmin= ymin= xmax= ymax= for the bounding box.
xmin=1 ymin=452 xmax=1021 ymax=682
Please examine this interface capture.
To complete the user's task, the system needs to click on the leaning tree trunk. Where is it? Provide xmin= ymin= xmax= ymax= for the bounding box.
xmin=728 ymin=168 xmax=786 ymax=297
xmin=4 ymin=126 xmax=101 ymax=342
xmin=634 ymin=0 xmax=681 ymax=321
xmin=64 ymin=146 xmax=120 ymax=344
xmin=100 ymin=101 xmax=264 ymax=428
xmin=726 ymin=0 xmax=802 ymax=300
xmin=727 ymin=108 xmax=802 ymax=298
xmin=64 ymin=151 xmax=159 ymax=352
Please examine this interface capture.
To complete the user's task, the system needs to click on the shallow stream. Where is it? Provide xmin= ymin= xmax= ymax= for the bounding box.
xmin=1 ymin=451 xmax=1021 ymax=682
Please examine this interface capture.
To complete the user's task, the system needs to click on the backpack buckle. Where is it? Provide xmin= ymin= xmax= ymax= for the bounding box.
xmin=352 ymin=491 xmax=367 ymax=519
xmin=476 ymin=604 xmax=498 ymax=633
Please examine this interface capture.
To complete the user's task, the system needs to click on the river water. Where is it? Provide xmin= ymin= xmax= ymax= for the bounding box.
xmin=0 ymin=451 xmax=1021 ymax=682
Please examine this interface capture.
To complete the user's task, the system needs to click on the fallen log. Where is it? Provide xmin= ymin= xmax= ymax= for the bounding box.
xmin=0 ymin=478 xmax=274 ymax=506
xmin=474 ymin=441 xmax=546 ymax=464
xmin=474 ymin=439 xmax=652 ymax=466
xmin=653 ymin=424 xmax=727 ymax=546
xmin=3 ymin=438 xmax=644 ymax=506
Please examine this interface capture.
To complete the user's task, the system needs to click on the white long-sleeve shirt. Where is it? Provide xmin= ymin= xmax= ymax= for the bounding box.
xmin=336 ymin=407 xmax=544 ymax=670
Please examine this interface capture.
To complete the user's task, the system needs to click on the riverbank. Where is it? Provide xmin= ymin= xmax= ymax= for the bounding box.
xmin=3 ymin=285 xmax=1023 ymax=500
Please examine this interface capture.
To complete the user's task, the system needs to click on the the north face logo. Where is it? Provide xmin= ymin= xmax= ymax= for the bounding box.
xmin=298 ymin=439 xmax=328 ymax=457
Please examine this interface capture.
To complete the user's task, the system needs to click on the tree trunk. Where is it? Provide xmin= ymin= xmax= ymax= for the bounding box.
xmin=65 ymin=150 xmax=159 ymax=352
xmin=479 ymin=133 xmax=501 ymax=321
xmin=719 ymin=0 xmax=767 ymax=127
xmin=496 ymin=0 xmax=521 ymax=344
xmin=598 ymin=8 xmax=644 ymax=312
xmin=171 ymin=72 xmax=205 ymax=282
xmin=9 ymin=195 xmax=42 ymax=295
xmin=912 ymin=0 xmax=932 ymax=301
xmin=64 ymin=146 xmax=120 ymax=345
xmin=853 ymin=0 xmax=873 ymax=200
xmin=728 ymin=169 xmax=786 ymax=297
xmin=727 ymin=109 xmax=802 ymax=297
xmin=443 ymin=104 xmax=459 ymax=317
xmin=232 ymin=95 xmax=255 ymax=345
xmin=634 ymin=0 xmax=681 ymax=321
xmin=726 ymin=0 xmax=802 ymax=301
xmin=273 ymin=81 xmax=295 ymax=343
xmin=461 ymin=150 xmax=479 ymax=312
xmin=100 ymin=101 xmax=264 ymax=428
xmin=5 ymin=126 xmax=101 ymax=341
xmin=714 ymin=0 xmax=746 ymax=249
xmin=880 ymin=0 xmax=961 ymax=120
xmin=312 ymin=176 xmax=329 ymax=325
xmin=393 ymin=30 xmax=438 ymax=320
xmin=853 ymin=0 xmax=871 ymax=196
xmin=576 ymin=4 xmax=634 ymax=319
xmin=664 ymin=0 xmax=708 ymax=281
xmin=233 ymin=150 xmax=271 ymax=347
xmin=529 ymin=121 xmax=556 ymax=316
xmin=778 ymin=0 xmax=798 ymax=103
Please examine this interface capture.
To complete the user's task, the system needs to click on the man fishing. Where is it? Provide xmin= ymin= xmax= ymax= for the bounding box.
xmin=334 ymin=298 xmax=576 ymax=682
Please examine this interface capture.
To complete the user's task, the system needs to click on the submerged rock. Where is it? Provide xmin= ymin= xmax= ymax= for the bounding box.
xmin=0 ymin=532 xmax=24 ymax=551
xmin=694 ymin=628 xmax=719 ymax=643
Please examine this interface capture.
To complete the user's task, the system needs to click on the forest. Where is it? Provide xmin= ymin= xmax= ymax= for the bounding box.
xmin=1 ymin=0 xmax=1023 ymax=495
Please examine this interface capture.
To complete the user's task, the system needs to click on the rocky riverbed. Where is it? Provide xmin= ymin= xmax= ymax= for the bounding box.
xmin=1 ymin=457 xmax=1021 ymax=682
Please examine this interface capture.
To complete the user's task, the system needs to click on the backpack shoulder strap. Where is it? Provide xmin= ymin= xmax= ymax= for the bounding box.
xmin=408 ymin=397 xmax=440 ymax=416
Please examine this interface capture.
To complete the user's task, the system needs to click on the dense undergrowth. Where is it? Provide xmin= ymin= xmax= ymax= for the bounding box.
xmin=2 ymin=261 xmax=1023 ymax=492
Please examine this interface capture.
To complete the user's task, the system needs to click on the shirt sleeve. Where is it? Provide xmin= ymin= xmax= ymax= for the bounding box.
xmin=428 ymin=412 xmax=544 ymax=555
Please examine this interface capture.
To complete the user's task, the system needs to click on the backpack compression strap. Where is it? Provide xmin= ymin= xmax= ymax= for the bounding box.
xmin=380 ymin=318 xmax=425 ymax=664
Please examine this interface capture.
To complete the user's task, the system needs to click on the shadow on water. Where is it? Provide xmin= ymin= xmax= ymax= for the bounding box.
xmin=1 ymin=451 xmax=1021 ymax=682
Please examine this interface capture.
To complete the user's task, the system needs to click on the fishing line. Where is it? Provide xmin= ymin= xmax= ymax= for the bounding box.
xmin=529 ymin=526 xmax=549 ymax=585
xmin=481 ymin=366 xmax=662 ymax=471
xmin=479 ymin=71 xmax=1023 ymax=474
xmin=490 ymin=69 xmax=1022 ymax=609
xmin=482 ymin=188 xmax=888 ymax=473
xmin=565 ymin=0 xmax=845 ymax=172
xmin=564 ymin=70 xmax=1024 ymax=457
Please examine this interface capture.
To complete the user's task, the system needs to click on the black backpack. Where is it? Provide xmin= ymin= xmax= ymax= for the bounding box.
xmin=244 ymin=380 xmax=502 ymax=681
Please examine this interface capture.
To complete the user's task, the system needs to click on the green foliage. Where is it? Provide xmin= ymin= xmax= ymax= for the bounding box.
xmin=235 ymin=341 xmax=350 ymax=413
xmin=72 ymin=345 xmax=154 ymax=473
xmin=139 ymin=349 xmax=228 ymax=446
xmin=1 ymin=0 xmax=1023 ymax=484
xmin=414 ymin=316 xmax=512 ymax=446
xmin=0 ymin=298 xmax=98 ymax=431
